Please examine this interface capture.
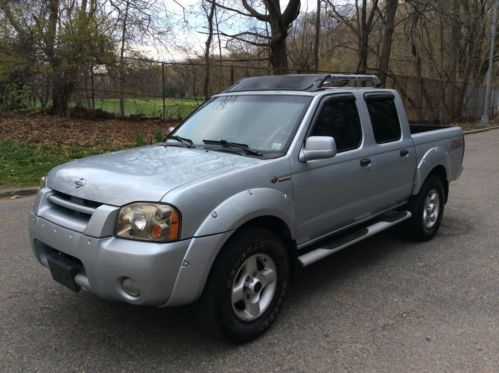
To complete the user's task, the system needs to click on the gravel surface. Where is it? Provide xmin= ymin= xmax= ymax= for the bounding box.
xmin=1 ymin=131 xmax=498 ymax=372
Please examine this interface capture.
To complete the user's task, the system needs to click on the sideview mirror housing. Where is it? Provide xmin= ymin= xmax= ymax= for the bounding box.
xmin=299 ymin=136 xmax=337 ymax=162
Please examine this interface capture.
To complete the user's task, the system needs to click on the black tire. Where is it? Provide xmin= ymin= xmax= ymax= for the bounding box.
xmin=196 ymin=226 xmax=290 ymax=343
xmin=404 ymin=175 xmax=445 ymax=241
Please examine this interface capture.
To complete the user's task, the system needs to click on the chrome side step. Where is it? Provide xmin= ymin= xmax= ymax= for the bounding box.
xmin=298 ymin=210 xmax=412 ymax=267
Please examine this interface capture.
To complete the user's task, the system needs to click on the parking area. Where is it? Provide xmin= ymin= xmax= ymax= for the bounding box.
xmin=1 ymin=130 xmax=498 ymax=371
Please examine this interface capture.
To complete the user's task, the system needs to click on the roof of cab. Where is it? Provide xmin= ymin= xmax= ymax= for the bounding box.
xmin=222 ymin=74 xmax=383 ymax=94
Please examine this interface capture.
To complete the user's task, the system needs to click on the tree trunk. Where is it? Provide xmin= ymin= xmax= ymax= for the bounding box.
xmin=270 ymin=36 xmax=289 ymax=74
xmin=203 ymin=0 xmax=216 ymax=98
xmin=353 ymin=0 xmax=379 ymax=75
xmin=314 ymin=0 xmax=321 ymax=72
xmin=119 ymin=0 xmax=130 ymax=118
xmin=410 ymin=12 xmax=423 ymax=122
xmin=378 ymin=0 xmax=398 ymax=86
xmin=357 ymin=0 xmax=368 ymax=73
xmin=52 ymin=79 xmax=74 ymax=116
xmin=448 ymin=0 xmax=460 ymax=120
xmin=215 ymin=7 xmax=223 ymax=91
xmin=269 ymin=16 xmax=289 ymax=75
xmin=46 ymin=0 xmax=71 ymax=116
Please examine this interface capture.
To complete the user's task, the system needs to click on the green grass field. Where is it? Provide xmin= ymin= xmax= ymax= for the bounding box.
xmin=30 ymin=97 xmax=201 ymax=119
xmin=1 ymin=97 xmax=201 ymax=187
xmin=0 ymin=139 xmax=126 ymax=188
xmin=92 ymin=97 xmax=201 ymax=119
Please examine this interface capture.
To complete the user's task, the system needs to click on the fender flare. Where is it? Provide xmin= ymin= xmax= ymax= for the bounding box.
xmin=163 ymin=188 xmax=294 ymax=306
xmin=194 ymin=187 xmax=294 ymax=238
xmin=413 ymin=147 xmax=450 ymax=196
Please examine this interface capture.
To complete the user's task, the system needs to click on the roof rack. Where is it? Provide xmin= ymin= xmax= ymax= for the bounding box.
xmin=223 ymin=74 xmax=383 ymax=93
xmin=312 ymin=74 xmax=383 ymax=89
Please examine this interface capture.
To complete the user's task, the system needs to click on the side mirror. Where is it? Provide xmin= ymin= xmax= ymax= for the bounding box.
xmin=168 ymin=126 xmax=175 ymax=134
xmin=299 ymin=136 xmax=337 ymax=162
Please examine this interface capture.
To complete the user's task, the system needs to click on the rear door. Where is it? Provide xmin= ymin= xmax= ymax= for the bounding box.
xmin=363 ymin=93 xmax=417 ymax=210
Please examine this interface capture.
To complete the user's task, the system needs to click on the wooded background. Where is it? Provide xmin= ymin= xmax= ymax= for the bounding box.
xmin=0 ymin=0 xmax=497 ymax=123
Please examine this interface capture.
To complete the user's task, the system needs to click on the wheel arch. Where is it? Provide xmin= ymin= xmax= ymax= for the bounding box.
xmin=201 ymin=214 xmax=297 ymax=296
xmin=413 ymin=147 xmax=451 ymax=202
xmin=236 ymin=215 xmax=297 ymax=265
xmin=427 ymin=165 xmax=449 ymax=203
xmin=165 ymin=189 xmax=296 ymax=306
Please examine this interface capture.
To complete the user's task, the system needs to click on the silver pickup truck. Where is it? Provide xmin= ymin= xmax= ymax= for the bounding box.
xmin=30 ymin=74 xmax=464 ymax=342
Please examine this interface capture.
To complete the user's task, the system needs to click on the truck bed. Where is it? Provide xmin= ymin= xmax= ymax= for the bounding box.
xmin=410 ymin=124 xmax=464 ymax=183
xmin=409 ymin=124 xmax=453 ymax=134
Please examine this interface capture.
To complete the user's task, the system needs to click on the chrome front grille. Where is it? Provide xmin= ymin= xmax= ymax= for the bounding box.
xmin=35 ymin=188 xmax=118 ymax=237
xmin=48 ymin=192 xmax=101 ymax=216
xmin=38 ymin=190 xmax=103 ymax=232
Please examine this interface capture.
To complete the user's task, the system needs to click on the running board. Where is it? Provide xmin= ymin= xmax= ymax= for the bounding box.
xmin=298 ymin=210 xmax=412 ymax=267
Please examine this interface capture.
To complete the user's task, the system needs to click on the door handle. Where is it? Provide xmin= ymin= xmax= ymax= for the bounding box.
xmin=400 ymin=149 xmax=409 ymax=157
xmin=360 ymin=158 xmax=372 ymax=167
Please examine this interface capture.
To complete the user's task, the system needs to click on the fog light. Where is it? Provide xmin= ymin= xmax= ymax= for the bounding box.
xmin=121 ymin=277 xmax=140 ymax=297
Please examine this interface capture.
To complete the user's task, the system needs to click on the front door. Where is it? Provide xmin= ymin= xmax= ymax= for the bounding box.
xmin=292 ymin=94 xmax=378 ymax=245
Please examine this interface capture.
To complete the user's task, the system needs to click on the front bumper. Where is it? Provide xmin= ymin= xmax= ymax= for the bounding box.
xmin=30 ymin=213 xmax=232 ymax=306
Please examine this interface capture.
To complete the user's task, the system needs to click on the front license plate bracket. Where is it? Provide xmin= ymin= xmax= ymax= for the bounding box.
xmin=47 ymin=254 xmax=82 ymax=292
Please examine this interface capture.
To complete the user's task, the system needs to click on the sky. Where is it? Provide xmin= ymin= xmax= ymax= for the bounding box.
xmin=133 ymin=0 xmax=319 ymax=61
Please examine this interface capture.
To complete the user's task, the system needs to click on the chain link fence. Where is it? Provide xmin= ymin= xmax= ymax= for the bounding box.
xmin=68 ymin=57 xmax=271 ymax=121
xmin=385 ymin=74 xmax=497 ymax=124
xmin=21 ymin=56 xmax=497 ymax=123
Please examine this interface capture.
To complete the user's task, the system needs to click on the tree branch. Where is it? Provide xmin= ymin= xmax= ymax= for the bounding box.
xmin=207 ymin=0 xmax=257 ymax=19
xmin=325 ymin=0 xmax=360 ymax=37
xmin=282 ymin=0 xmax=301 ymax=26
xmin=218 ymin=30 xmax=269 ymax=47
xmin=242 ymin=0 xmax=269 ymax=21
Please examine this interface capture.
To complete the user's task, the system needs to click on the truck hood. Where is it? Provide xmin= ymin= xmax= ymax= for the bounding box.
xmin=47 ymin=145 xmax=261 ymax=206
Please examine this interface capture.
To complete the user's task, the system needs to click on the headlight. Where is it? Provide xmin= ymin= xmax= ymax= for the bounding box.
xmin=39 ymin=176 xmax=47 ymax=189
xmin=115 ymin=203 xmax=181 ymax=242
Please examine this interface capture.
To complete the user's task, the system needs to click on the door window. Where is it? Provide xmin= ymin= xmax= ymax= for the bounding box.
xmin=309 ymin=98 xmax=362 ymax=152
xmin=365 ymin=97 xmax=401 ymax=143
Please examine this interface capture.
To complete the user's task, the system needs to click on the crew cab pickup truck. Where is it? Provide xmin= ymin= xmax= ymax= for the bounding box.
xmin=30 ymin=74 xmax=464 ymax=342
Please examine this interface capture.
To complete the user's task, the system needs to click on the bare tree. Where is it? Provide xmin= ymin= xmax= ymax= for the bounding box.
xmin=326 ymin=0 xmax=380 ymax=73
xmin=203 ymin=0 xmax=217 ymax=97
xmin=378 ymin=0 xmax=398 ymax=85
xmin=400 ymin=0 xmax=494 ymax=120
xmin=118 ymin=0 xmax=130 ymax=117
xmin=1 ymin=0 xmax=115 ymax=115
xmin=110 ymin=0 xmax=163 ymax=117
xmin=211 ymin=0 xmax=301 ymax=74
xmin=314 ymin=0 xmax=321 ymax=72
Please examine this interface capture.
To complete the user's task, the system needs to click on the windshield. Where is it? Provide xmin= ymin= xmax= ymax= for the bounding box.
xmin=171 ymin=95 xmax=312 ymax=156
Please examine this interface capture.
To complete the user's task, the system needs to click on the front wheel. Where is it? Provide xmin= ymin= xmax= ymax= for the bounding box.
xmin=404 ymin=175 xmax=445 ymax=241
xmin=196 ymin=227 xmax=290 ymax=343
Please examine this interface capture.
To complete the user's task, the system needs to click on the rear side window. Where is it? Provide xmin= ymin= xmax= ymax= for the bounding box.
xmin=310 ymin=98 xmax=362 ymax=152
xmin=366 ymin=97 xmax=401 ymax=143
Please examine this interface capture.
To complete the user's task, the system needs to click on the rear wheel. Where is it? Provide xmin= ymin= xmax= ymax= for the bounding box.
xmin=196 ymin=227 xmax=290 ymax=343
xmin=405 ymin=175 xmax=445 ymax=241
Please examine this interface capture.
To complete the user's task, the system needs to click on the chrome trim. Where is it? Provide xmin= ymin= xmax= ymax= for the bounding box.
xmin=297 ymin=202 xmax=407 ymax=250
xmin=48 ymin=194 xmax=96 ymax=215
xmin=298 ymin=211 xmax=412 ymax=267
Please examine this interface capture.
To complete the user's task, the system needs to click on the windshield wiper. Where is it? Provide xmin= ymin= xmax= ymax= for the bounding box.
xmin=202 ymin=139 xmax=262 ymax=156
xmin=167 ymin=135 xmax=194 ymax=148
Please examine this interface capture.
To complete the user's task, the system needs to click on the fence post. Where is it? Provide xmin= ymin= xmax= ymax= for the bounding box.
xmin=90 ymin=68 xmax=95 ymax=110
xmin=230 ymin=66 xmax=234 ymax=85
xmin=162 ymin=62 xmax=166 ymax=121
xmin=439 ymin=81 xmax=446 ymax=124
xmin=481 ymin=0 xmax=498 ymax=126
